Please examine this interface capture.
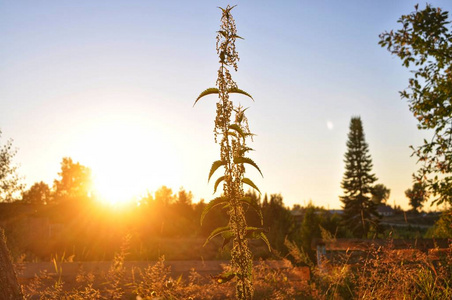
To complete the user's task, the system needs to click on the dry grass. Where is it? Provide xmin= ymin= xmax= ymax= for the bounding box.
xmin=310 ymin=242 xmax=452 ymax=300
xmin=20 ymin=240 xmax=452 ymax=299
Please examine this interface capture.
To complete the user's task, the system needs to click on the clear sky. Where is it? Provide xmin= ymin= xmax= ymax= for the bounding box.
xmin=2 ymin=0 xmax=452 ymax=209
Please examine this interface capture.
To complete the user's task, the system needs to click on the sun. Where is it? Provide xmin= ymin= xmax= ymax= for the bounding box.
xmin=72 ymin=116 xmax=182 ymax=206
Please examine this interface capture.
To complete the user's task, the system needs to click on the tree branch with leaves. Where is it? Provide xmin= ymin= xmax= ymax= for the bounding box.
xmin=0 ymin=130 xmax=23 ymax=203
xmin=379 ymin=4 xmax=452 ymax=206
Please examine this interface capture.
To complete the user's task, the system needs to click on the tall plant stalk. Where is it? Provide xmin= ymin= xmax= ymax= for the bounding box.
xmin=195 ymin=5 xmax=269 ymax=300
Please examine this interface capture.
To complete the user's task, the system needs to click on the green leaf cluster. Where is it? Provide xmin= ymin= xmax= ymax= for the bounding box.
xmin=379 ymin=4 xmax=452 ymax=206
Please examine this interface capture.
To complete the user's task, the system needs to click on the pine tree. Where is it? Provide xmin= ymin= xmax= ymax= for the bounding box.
xmin=340 ymin=117 xmax=380 ymax=238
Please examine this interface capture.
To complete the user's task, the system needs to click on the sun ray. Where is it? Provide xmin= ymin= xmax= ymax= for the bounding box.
xmin=70 ymin=116 xmax=181 ymax=206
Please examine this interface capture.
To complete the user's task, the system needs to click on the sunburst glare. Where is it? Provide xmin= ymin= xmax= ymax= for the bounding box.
xmin=71 ymin=117 xmax=181 ymax=206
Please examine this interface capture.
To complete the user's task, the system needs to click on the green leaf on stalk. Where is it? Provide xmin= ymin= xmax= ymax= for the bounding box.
xmin=229 ymin=87 xmax=254 ymax=101
xmin=222 ymin=227 xmax=264 ymax=248
xmin=213 ymin=176 xmax=225 ymax=194
xmin=194 ymin=88 xmax=219 ymax=106
xmin=244 ymin=227 xmax=271 ymax=251
xmin=218 ymin=5 xmax=237 ymax=14
xmin=241 ymin=178 xmax=261 ymax=194
xmin=211 ymin=271 xmax=236 ymax=284
xmin=234 ymin=157 xmax=263 ymax=177
xmin=193 ymin=87 xmax=254 ymax=106
xmin=217 ymin=30 xmax=228 ymax=38
xmin=208 ymin=160 xmax=226 ymax=182
xmin=219 ymin=227 xmax=270 ymax=252
xmin=204 ymin=226 xmax=231 ymax=247
xmin=258 ymin=232 xmax=272 ymax=252
xmin=245 ymin=227 xmax=264 ymax=238
xmin=193 ymin=88 xmax=220 ymax=106
xmin=227 ymin=131 xmax=238 ymax=139
xmin=221 ymin=230 xmax=234 ymax=249
xmin=229 ymin=124 xmax=245 ymax=138
xmin=201 ymin=197 xmax=228 ymax=225
xmin=240 ymin=196 xmax=263 ymax=225
xmin=239 ymin=147 xmax=254 ymax=156
xmin=236 ymin=107 xmax=249 ymax=123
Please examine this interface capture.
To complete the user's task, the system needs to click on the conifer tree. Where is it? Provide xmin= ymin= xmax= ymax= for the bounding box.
xmin=340 ymin=117 xmax=380 ymax=238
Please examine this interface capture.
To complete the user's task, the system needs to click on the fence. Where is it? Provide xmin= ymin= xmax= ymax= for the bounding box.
xmin=311 ymin=238 xmax=451 ymax=266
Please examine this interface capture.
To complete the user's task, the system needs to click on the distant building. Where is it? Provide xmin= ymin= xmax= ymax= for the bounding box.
xmin=328 ymin=209 xmax=343 ymax=215
xmin=377 ymin=204 xmax=394 ymax=217
xmin=290 ymin=209 xmax=304 ymax=225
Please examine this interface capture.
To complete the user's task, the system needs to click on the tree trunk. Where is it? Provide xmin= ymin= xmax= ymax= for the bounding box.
xmin=0 ymin=228 xmax=23 ymax=300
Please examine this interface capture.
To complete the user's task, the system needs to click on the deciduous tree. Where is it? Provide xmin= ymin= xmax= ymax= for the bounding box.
xmin=22 ymin=181 xmax=51 ymax=205
xmin=405 ymin=182 xmax=429 ymax=212
xmin=371 ymin=184 xmax=391 ymax=205
xmin=379 ymin=4 xmax=452 ymax=206
xmin=0 ymin=130 xmax=23 ymax=203
xmin=0 ymin=131 xmax=23 ymax=297
xmin=262 ymin=194 xmax=294 ymax=254
xmin=154 ymin=185 xmax=175 ymax=207
xmin=53 ymin=157 xmax=93 ymax=203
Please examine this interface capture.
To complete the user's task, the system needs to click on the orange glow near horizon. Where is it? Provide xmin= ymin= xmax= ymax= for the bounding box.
xmin=70 ymin=116 xmax=182 ymax=206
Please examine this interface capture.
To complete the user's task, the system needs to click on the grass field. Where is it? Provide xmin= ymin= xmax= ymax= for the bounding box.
xmin=18 ymin=240 xmax=452 ymax=299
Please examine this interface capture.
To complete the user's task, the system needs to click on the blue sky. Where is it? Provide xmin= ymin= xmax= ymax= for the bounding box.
xmin=2 ymin=0 xmax=452 ymax=209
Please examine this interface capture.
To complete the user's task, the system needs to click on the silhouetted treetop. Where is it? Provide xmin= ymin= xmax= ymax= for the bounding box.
xmin=53 ymin=157 xmax=93 ymax=203
xmin=0 ymin=130 xmax=23 ymax=203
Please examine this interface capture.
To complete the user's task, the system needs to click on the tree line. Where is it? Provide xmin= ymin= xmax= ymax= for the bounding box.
xmin=0 ymin=145 xmax=350 ymax=262
xmin=0 ymin=153 xmax=445 ymax=263
xmin=0 ymin=117 xmax=449 ymax=263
